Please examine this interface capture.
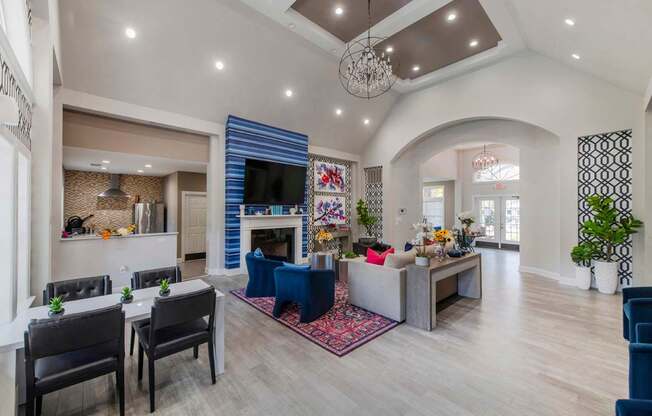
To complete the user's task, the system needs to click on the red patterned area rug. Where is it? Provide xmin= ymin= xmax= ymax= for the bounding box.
xmin=231 ymin=282 xmax=399 ymax=357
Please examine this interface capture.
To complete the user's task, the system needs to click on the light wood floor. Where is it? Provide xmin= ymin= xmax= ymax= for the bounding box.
xmin=36 ymin=249 xmax=627 ymax=415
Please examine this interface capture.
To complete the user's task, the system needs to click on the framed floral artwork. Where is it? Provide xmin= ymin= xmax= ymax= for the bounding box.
xmin=313 ymin=195 xmax=347 ymax=225
xmin=314 ymin=161 xmax=346 ymax=193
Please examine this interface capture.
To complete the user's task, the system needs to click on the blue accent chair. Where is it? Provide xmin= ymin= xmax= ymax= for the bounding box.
xmin=629 ymin=323 xmax=652 ymax=401
xmin=616 ymin=399 xmax=652 ymax=415
xmin=244 ymin=252 xmax=284 ymax=297
xmin=623 ymin=287 xmax=652 ymax=341
xmin=273 ymin=267 xmax=335 ymax=323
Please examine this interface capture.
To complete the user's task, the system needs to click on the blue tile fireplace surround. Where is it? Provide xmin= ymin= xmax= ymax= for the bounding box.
xmin=225 ymin=115 xmax=309 ymax=270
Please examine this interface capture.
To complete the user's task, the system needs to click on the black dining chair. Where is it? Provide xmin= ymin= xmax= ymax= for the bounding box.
xmin=42 ymin=275 xmax=112 ymax=304
xmin=24 ymin=304 xmax=125 ymax=416
xmin=129 ymin=266 xmax=182 ymax=356
xmin=136 ymin=287 xmax=216 ymax=413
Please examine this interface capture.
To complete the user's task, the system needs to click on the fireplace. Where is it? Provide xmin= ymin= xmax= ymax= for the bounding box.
xmin=251 ymin=228 xmax=295 ymax=262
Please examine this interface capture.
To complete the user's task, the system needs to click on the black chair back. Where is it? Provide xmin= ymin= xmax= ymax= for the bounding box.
xmin=25 ymin=304 xmax=124 ymax=360
xmin=132 ymin=266 xmax=182 ymax=289
xmin=42 ymin=275 xmax=112 ymax=305
xmin=149 ymin=288 xmax=215 ymax=344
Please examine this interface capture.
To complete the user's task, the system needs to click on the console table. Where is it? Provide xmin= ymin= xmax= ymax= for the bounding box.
xmin=405 ymin=253 xmax=482 ymax=331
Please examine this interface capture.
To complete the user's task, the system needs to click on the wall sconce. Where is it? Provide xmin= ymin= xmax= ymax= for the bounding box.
xmin=0 ymin=95 xmax=19 ymax=126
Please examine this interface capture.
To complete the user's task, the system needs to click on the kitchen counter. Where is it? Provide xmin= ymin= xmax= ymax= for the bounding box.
xmin=60 ymin=232 xmax=178 ymax=241
xmin=56 ymin=232 xmax=178 ymax=287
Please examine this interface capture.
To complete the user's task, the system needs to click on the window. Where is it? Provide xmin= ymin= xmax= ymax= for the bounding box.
xmin=478 ymin=199 xmax=496 ymax=238
xmin=423 ymin=185 xmax=445 ymax=228
xmin=473 ymin=163 xmax=520 ymax=183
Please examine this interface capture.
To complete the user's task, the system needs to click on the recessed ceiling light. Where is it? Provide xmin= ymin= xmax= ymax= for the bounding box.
xmin=412 ymin=65 xmax=420 ymax=72
xmin=288 ymin=23 xmax=296 ymax=29
xmin=447 ymin=13 xmax=457 ymax=22
xmin=331 ymin=48 xmax=337 ymax=53
xmin=215 ymin=61 xmax=224 ymax=70
xmin=385 ymin=46 xmax=394 ymax=53
xmin=101 ymin=167 xmax=107 ymax=170
xmin=145 ymin=164 xmax=152 ymax=168
xmin=137 ymin=169 xmax=144 ymax=173
xmin=285 ymin=89 xmax=293 ymax=97
xmin=565 ymin=18 xmax=575 ymax=26
xmin=363 ymin=118 xmax=370 ymax=125
xmin=572 ymin=53 xmax=581 ymax=60
xmin=334 ymin=6 xmax=344 ymax=15
xmin=335 ymin=108 xmax=343 ymax=116
xmin=125 ymin=27 xmax=136 ymax=39
xmin=102 ymin=160 xmax=111 ymax=164
xmin=469 ymin=39 xmax=479 ymax=47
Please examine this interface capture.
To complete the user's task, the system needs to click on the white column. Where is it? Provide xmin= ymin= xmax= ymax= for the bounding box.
xmin=206 ymin=134 xmax=225 ymax=275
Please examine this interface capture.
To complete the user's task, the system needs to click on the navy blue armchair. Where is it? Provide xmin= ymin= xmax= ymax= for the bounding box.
xmin=244 ymin=252 xmax=285 ymax=297
xmin=616 ymin=399 xmax=652 ymax=415
xmin=273 ymin=267 xmax=335 ymax=323
xmin=630 ymin=339 xmax=652 ymax=400
xmin=623 ymin=287 xmax=652 ymax=341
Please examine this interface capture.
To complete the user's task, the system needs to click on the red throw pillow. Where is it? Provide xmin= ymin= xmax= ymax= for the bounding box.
xmin=366 ymin=247 xmax=395 ymax=265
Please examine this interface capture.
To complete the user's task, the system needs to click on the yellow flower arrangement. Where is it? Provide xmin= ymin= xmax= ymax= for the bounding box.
xmin=316 ymin=229 xmax=334 ymax=244
xmin=434 ymin=229 xmax=452 ymax=243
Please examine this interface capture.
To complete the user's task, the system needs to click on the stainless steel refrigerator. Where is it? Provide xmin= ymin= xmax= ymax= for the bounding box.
xmin=133 ymin=203 xmax=165 ymax=234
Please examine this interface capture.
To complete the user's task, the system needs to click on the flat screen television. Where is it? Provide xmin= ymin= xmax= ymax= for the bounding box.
xmin=243 ymin=159 xmax=306 ymax=205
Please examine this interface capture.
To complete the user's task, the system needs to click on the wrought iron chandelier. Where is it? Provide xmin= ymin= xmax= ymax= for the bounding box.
xmin=339 ymin=0 xmax=397 ymax=99
xmin=471 ymin=145 xmax=499 ymax=170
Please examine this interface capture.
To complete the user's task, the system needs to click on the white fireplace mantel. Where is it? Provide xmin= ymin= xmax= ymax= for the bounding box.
xmin=234 ymin=215 xmax=305 ymax=275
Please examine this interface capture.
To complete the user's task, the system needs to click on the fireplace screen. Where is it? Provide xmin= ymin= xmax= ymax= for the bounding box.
xmin=251 ymin=228 xmax=295 ymax=262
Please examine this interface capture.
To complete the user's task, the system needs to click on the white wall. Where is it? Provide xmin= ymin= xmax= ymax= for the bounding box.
xmin=420 ymin=148 xmax=458 ymax=182
xmin=363 ymin=51 xmax=645 ymax=282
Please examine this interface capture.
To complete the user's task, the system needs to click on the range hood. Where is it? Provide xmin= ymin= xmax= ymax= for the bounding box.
xmin=98 ymin=174 xmax=129 ymax=198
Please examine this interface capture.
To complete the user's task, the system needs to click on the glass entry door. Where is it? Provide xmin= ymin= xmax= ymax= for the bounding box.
xmin=475 ymin=196 xmax=520 ymax=247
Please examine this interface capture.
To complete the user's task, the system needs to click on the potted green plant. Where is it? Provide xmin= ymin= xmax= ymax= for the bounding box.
xmin=580 ymin=195 xmax=643 ymax=294
xmin=159 ymin=278 xmax=171 ymax=297
xmin=356 ymin=199 xmax=377 ymax=245
xmin=48 ymin=296 xmax=65 ymax=317
xmin=120 ymin=286 xmax=134 ymax=303
xmin=342 ymin=251 xmax=358 ymax=259
xmin=570 ymin=242 xmax=597 ymax=290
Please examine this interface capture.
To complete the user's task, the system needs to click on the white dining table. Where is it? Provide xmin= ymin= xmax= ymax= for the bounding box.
xmin=0 ymin=279 xmax=225 ymax=374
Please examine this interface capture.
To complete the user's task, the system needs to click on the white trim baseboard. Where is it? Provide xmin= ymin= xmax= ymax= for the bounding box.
xmin=518 ymin=266 xmax=560 ymax=281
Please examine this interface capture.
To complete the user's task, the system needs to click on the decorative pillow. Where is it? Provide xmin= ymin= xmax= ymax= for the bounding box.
xmin=366 ymin=247 xmax=395 ymax=265
xmin=253 ymin=248 xmax=265 ymax=258
xmin=404 ymin=242 xmax=414 ymax=251
xmin=384 ymin=251 xmax=417 ymax=269
xmin=282 ymin=262 xmax=310 ymax=270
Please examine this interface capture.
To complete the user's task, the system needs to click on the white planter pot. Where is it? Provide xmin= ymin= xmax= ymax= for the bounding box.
xmin=594 ymin=261 xmax=619 ymax=294
xmin=575 ymin=266 xmax=592 ymax=290
xmin=415 ymin=256 xmax=430 ymax=267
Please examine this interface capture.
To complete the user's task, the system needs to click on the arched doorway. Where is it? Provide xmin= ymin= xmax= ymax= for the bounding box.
xmin=387 ymin=118 xmax=561 ymax=278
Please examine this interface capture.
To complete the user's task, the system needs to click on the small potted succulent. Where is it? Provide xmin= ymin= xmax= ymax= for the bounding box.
xmin=342 ymin=251 xmax=359 ymax=259
xmin=120 ymin=286 xmax=134 ymax=303
xmin=159 ymin=278 xmax=171 ymax=297
xmin=570 ymin=242 xmax=597 ymax=290
xmin=48 ymin=296 xmax=65 ymax=317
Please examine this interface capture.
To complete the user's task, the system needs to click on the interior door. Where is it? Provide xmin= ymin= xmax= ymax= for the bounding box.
xmin=184 ymin=194 xmax=207 ymax=256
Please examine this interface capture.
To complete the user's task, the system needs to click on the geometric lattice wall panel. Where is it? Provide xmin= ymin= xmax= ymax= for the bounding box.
xmin=306 ymin=154 xmax=352 ymax=254
xmin=364 ymin=166 xmax=383 ymax=240
xmin=577 ymin=129 xmax=632 ymax=286
xmin=224 ymin=115 xmax=309 ymax=270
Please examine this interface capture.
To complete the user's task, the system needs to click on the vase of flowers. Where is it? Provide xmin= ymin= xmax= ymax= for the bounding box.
xmin=412 ymin=221 xmax=433 ymax=266
xmin=315 ymin=228 xmax=334 ymax=253
xmin=434 ymin=229 xmax=453 ymax=261
xmin=579 ymin=195 xmax=643 ymax=294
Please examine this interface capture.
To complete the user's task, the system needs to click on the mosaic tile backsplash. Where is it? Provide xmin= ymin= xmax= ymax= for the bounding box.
xmin=64 ymin=170 xmax=163 ymax=231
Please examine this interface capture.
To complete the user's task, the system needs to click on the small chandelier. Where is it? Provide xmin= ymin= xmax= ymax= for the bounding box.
xmin=472 ymin=145 xmax=499 ymax=170
xmin=339 ymin=0 xmax=397 ymax=99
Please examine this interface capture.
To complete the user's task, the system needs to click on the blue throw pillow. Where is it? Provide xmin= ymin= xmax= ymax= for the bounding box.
xmin=253 ymin=248 xmax=265 ymax=258
xmin=404 ymin=242 xmax=414 ymax=251
xmin=282 ymin=262 xmax=310 ymax=270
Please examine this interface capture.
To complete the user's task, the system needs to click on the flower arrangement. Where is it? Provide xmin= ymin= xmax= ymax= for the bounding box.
xmin=458 ymin=212 xmax=475 ymax=231
xmin=315 ymin=229 xmax=334 ymax=252
xmin=434 ymin=229 xmax=452 ymax=243
xmin=117 ymin=224 xmax=136 ymax=237
xmin=412 ymin=222 xmax=434 ymax=258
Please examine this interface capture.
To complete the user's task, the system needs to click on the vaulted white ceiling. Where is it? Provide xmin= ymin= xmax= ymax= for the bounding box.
xmin=58 ymin=0 xmax=652 ymax=155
